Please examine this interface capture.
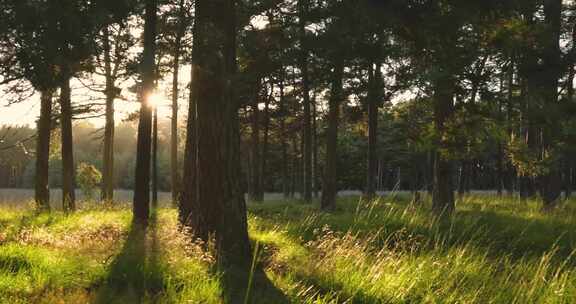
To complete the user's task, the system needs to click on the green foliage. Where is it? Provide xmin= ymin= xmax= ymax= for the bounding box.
xmin=507 ymin=137 xmax=559 ymax=178
xmin=76 ymin=162 xmax=102 ymax=200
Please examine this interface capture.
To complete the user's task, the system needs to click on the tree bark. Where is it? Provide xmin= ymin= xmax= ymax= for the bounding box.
xmin=320 ymin=59 xmax=344 ymax=211
xmin=505 ymin=57 xmax=515 ymax=196
xmin=458 ymin=161 xmax=468 ymax=196
xmin=431 ymin=76 xmax=455 ymax=215
xmin=102 ymin=25 xmax=115 ymax=203
xmin=170 ymin=40 xmax=181 ymax=205
xmin=496 ymin=143 xmax=504 ymax=196
xmin=279 ymin=78 xmax=289 ymax=199
xmin=366 ymin=62 xmax=381 ymax=199
xmin=133 ymin=0 xmax=157 ymax=224
xmin=249 ymin=82 xmax=263 ymax=202
xmin=312 ymin=92 xmax=318 ymax=198
xmin=35 ymin=89 xmax=53 ymax=211
xmin=60 ymin=74 xmax=75 ymax=212
xmin=290 ymin=135 xmax=298 ymax=199
xmin=179 ymin=61 xmax=197 ymax=225
xmin=152 ymin=107 xmax=158 ymax=208
xmin=260 ymin=82 xmax=271 ymax=199
xmin=299 ymin=0 xmax=312 ymax=203
xmin=170 ymin=0 xmax=186 ymax=205
xmin=181 ymin=0 xmax=251 ymax=265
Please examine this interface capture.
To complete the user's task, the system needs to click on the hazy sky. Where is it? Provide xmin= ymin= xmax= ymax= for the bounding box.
xmin=0 ymin=65 xmax=192 ymax=128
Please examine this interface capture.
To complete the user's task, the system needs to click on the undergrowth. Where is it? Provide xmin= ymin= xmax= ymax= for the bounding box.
xmin=0 ymin=194 xmax=575 ymax=303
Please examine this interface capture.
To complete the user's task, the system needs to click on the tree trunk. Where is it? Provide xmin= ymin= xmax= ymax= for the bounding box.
xmin=458 ymin=161 xmax=468 ymax=196
xmin=290 ymin=135 xmax=298 ymax=199
xmin=366 ymin=62 xmax=381 ymax=199
xmin=179 ymin=61 xmax=197 ymax=225
xmin=505 ymin=57 xmax=515 ymax=196
xmin=249 ymin=82 xmax=263 ymax=202
xmin=312 ymin=92 xmax=318 ymax=198
xmin=299 ymin=0 xmax=312 ymax=203
xmin=320 ymin=59 xmax=344 ymax=211
xmin=60 ymin=74 xmax=75 ymax=212
xmin=35 ymin=89 xmax=53 ymax=211
xmin=169 ymin=0 xmax=186 ymax=207
xmin=152 ymin=107 xmax=158 ymax=208
xmin=170 ymin=39 xmax=181 ymax=205
xmin=260 ymin=82 xmax=271 ymax=199
xmin=432 ymin=76 xmax=455 ymax=215
xmin=181 ymin=0 xmax=251 ymax=265
xmin=102 ymin=26 xmax=115 ymax=203
xmin=540 ymin=0 xmax=563 ymax=211
xmin=410 ymin=168 xmax=422 ymax=205
xmin=279 ymin=79 xmax=289 ymax=199
xmin=563 ymin=159 xmax=572 ymax=200
xmin=496 ymin=144 xmax=504 ymax=196
xmin=518 ymin=1 xmax=539 ymax=203
xmin=133 ymin=0 xmax=157 ymax=224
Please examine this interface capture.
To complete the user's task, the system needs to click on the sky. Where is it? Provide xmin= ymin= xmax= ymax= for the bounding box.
xmin=0 ymin=65 xmax=192 ymax=128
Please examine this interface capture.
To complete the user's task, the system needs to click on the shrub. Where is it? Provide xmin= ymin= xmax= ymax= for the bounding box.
xmin=77 ymin=162 xmax=102 ymax=201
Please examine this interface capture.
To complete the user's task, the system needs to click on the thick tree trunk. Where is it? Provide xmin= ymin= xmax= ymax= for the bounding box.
xmin=133 ymin=0 xmax=157 ymax=224
xmin=320 ymin=59 xmax=344 ymax=211
xmin=35 ymin=89 xmax=53 ymax=211
xmin=60 ymin=75 xmax=75 ymax=212
xmin=102 ymin=26 xmax=115 ymax=203
xmin=181 ymin=0 xmax=251 ymax=265
xmin=299 ymin=0 xmax=312 ymax=203
xmin=179 ymin=64 xmax=197 ymax=225
xmin=431 ymin=76 xmax=455 ymax=215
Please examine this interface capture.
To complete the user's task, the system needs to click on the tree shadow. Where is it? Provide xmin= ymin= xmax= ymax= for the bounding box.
xmin=452 ymin=209 xmax=576 ymax=261
xmin=92 ymin=212 xmax=164 ymax=304
xmin=251 ymin=199 xmax=576 ymax=266
xmin=219 ymin=263 xmax=289 ymax=304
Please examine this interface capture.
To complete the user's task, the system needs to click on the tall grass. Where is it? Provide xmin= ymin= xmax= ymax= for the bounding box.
xmin=0 ymin=195 xmax=575 ymax=303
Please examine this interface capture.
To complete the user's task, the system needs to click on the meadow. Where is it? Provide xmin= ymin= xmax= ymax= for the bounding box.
xmin=0 ymin=193 xmax=575 ymax=303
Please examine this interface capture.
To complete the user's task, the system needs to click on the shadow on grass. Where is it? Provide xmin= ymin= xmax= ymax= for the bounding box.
xmin=250 ymin=198 xmax=576 ymax=265
xmin=92 ymin=212 xmax=164 ymax=304
xmin=453 ymin=209 xmax=576 ymax=260
xmin=219 ymin=263 xmax=288 ymax=304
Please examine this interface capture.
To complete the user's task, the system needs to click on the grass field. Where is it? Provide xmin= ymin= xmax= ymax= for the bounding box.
xmin=0 ymin=194 xmax=575 ymax=303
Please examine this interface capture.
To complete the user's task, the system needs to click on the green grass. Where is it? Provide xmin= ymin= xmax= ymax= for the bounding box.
xmin=1 ymin=194 xmax=576 ymax=303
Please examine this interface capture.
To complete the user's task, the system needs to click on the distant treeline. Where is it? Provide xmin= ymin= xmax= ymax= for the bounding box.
xmin=0 ymin=121 xmax=175 ymax=191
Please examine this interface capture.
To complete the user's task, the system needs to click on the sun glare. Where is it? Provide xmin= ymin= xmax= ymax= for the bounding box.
xmin=146 ymin=92 xmax=164 ymax=109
